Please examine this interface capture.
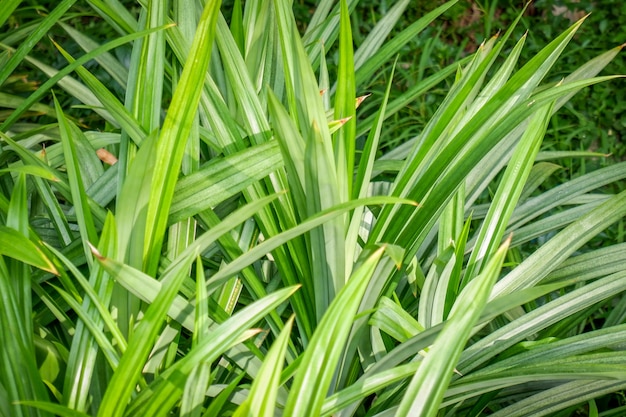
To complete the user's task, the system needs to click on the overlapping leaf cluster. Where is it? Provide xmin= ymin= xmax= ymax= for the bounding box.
xmin=1 ymin=0 xmax=625 ymax=416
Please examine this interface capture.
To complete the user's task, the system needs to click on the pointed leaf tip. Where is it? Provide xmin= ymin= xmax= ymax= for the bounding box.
xmin=87 ymin=241 xmax=104 ymax=260
xmin=355 ymin=94 xmax=371 ymax=108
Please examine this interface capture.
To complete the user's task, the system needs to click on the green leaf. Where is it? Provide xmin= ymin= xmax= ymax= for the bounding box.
xmin=0 ymin=0 xmax=76 ymax=87
xmin=169 ymin=140 xmax=283 ymax=224
xmin=95 ymin=244 xmax=200 ymax=417
xmin=465 ymin=99 xmax=556 ymax=283
xmin=284 ymin=245 xmax=386 ymax=417
xmin=234 ymin=316 xmax=295 ymax=417
xmin=0 ymin=226 xmax=57 ymax=275
xmin=0 ymin=0 xmax=21 ymax=29
xmin=354 ymin=0 xmax=458 ymax=87
xmin=54 ymin=95 xmax=99 ymax=265
xmin=142 ymin=0 xmax=221 ymax=275
xmin=17 ymin=402 xmax=90 ymax=417
xmin=396 ymin=238 xmax=510 ymax=416
xmin=128 ymin=287 xmax=299 ymax=416
xmin=333 ymin=0 xmax=356 ymax=197
xmin=0 ymin=165 xmax=59 ymax=182
xmin=493 ymin=189 xmax=626 ymax=298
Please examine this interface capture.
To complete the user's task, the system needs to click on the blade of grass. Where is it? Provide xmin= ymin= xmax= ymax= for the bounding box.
xmin=0 ymin=0 xmax=76 ymax=87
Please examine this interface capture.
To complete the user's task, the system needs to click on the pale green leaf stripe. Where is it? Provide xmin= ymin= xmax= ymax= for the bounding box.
xmin=284 ymin=246 xmax=386 ymax=417
xmin=43 ymin=242 xmax=128 ymax=353
xmin=322 ymin=362 xmax=420 ymax=416
xmin=444 ymin=371 xmax=626 ymax=409
xmin=0 ymin=0 xmax=76 ymax=87
xmin=333 ymin=0 xmax=357 ymax=198
xmin=372 ymin=297 xmax=425 ymax=342
xmin=0 ymin=24 xmax=170 ymax=133
xmin=143 ymin=0 xmax=221 ymax=275
xmin=131 ymin=287 xmax=299 ymax=415
xmin=103 ymin=194 xmax=279 ymax=331
xmin=54 ymin=43 xmax=147 ymax=147
xmin=54 ymin=97 xmax=99 ymax=265
xmin=33 ymin=176 xmax=73 ymax=246
xmin=536 ymin=150 xmax=610 ymax=161
xmin=465 ymin=45 xmax=623 ymax=207
xmin=204 ymin=196 xmax=416 ymax=295
xmin=96 ymin=247 xmax=201 ymax=417
xmin=462 ymin=324 xmax=626 ymax=379
xmin=370 ymin=36 xmax=505 ymax=244
xmin=302 ymin=0 xmax=358 ymax=69
xmin=5 ymin=174 xmax=30 ymax=236
xmin=179 ymin=363 xmax=211 ymax=417
xmin=132 ymin=2 xmax=167 ymax=132
xmin=215 ymin=14 xmax=270 ymax=138
xmin=359 ymin=56 xmax=471 ymax=140
xmin=465 ymin=100 xmax=555 ymax=282
xmin=0 ymin=91 xmax=55 ymax=117
xmin=193 ymin=257 xmax=210 ymax=344
xmin=545 ymin=243 xmax=626 ymax=284
xmin=87 ymin=0 xmax=137 ymax=34
xmin=0 ymin=226 xmax=57 ymax=274
xmin=58 ymin=22 xmax=128 ymax=87
xmin=396 ymin=238 xmax=509 ymax=417
xmin=62 ymin=213 xmax=119 ymax=410
xmin=50 ymin=285 xmax=120 ymax=371
xmin=325 ymin=281 xmax=576 ymax=415
xmin=493 ymin=189 xmax=626 ymax=298
xmin=509 ymin=201 xmax=604 ymax=248
xmin=346 ymin=59 xmax=397 ymax=275
xmin=393 ymin=76 xmax=619 ymax=261
xmin=169 ymin=140 xmax=283 ymax=224
xmin=509 ymin=161 xmax=626 ymax=228
xmin=267 ymin=89 xmax=307 ymax=210
xmin=234 ymin=316 xmax=295 ymax=417
xmin=489 ymin=380 xmax=626 ymax=417
xmin=459 ymin=271 xmax=626 ymax=376
xmin=201 ymin=372 xmax=247 ymax=417
xmin=376 ymin=18 xmax=589 ymax=246
xmin=331 ymin=278 xmax=582 ymax=413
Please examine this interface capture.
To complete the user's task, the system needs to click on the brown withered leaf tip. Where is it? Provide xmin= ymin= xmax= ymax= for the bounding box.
xmin=337 ymin=116 xmax=351 ymax=125
xmin=355 ymin=93 xmax=371 ymax=109
xmin=97 ymin=148 xmax=118 ymax=165
xmin=87 ymin=241 xmax=105 ymax=260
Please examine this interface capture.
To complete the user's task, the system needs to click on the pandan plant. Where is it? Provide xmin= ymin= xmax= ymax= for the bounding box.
xmin=1 ymin=0 xmax=625 ymax=416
